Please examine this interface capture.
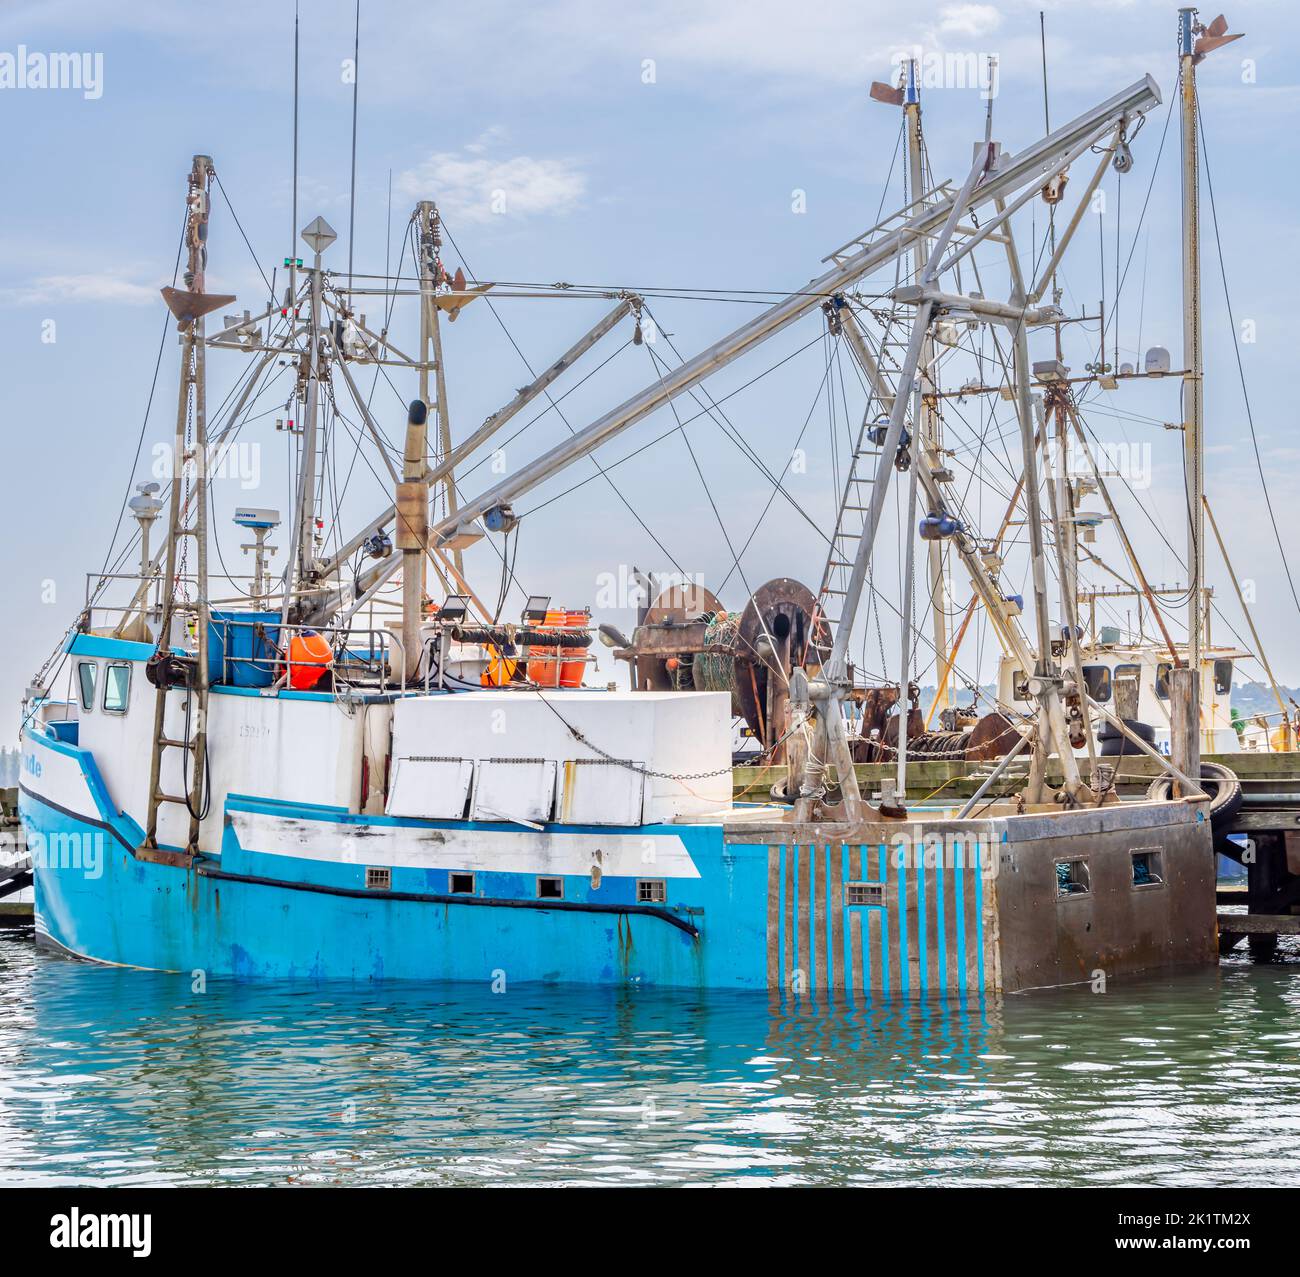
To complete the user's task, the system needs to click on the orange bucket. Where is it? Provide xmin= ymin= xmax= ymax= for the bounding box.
xmin=527 ymin=609 xmax=565 ymax=686
xmin=285 ymin=629 xmax=333 ymax=690
xmin=481 ymin=646 xmax=518 ymax=687
xmin=559 ymin=609 xmax=590 ymax=688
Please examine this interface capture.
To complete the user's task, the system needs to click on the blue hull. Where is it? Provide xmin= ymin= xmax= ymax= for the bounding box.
xmin=20 ymin=729 xmax=768 ymax=987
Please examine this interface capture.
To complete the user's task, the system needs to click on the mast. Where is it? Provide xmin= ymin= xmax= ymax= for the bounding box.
xmin=397 ymin=396 xmax=430 ymax=681
xmin=1178 ymin=8 xmax=1243 ymax=755
xmin=1179 ymin=7 xmax=1205 ymax=691
xmin=142 ymin=154 xmax=234 ymax=856
xmin=416 ymin=201 xmax=462 ymax=576
xmin=294 ymin=217 xmax=336 ymax=603
xmin=902 ymin=59 xmax=952 ymax=724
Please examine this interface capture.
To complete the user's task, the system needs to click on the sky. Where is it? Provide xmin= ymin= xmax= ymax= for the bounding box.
xmin=1 ymin=0 xmax=1298 ymax=724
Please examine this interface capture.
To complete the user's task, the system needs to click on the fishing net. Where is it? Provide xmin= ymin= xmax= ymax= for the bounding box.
xmin=692 ymin=611 xmax=739 ymax=693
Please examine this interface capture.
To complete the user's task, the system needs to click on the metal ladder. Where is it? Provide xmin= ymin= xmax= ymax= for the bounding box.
xmin=816 ymin=306 xmax=911 ymax=637
xmin=140 ymin=156 xmax=228 ymax=859
xmin=821 ymin=181 xmax=955 ymax=268
xmin=140 ymin=333 xmax=212 ymax=857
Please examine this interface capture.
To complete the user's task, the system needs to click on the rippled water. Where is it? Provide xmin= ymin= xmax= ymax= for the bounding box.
xmin=1 ymin=927 xmax=1298 ymax=1186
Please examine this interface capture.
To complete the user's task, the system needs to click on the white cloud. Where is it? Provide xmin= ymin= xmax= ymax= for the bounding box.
xmin=938 ymin=4 xmax=1002 ymax=39
xmin=397 ymin=141 xmax=587 ymax=226
xmin=2 ymin=271 xmax=160 ymax=306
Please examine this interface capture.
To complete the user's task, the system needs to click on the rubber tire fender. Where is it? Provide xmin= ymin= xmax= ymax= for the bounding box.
xmin=1145 ymin=760 xmax=1243 ymax=829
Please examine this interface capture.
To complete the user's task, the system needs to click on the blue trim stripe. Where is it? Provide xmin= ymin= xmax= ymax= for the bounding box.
xmin=65 ymin=633 xmax=158 ymax=661
xmin=954 ymin=839 xmax=967 ymax=996
xmin=975 ymin=837 xmax=992 ymax=991
xmin=896 ymin=843 xmax=908 ymax=995
xmin=878 ymin=842 xmax=890 ymax=994
xmin=777 ymin=843 xmax=787 ymax=991
xmin=935 ymin=844 xmax=948 ymax=994
xmin=841 ymin=844 xmax=853 ymax=995
xmin=807 ymin=842 xmax=816 ymax=991
xmin=915 ymin=841 xmax=927 ymax=995
xmin=792 ymin=844 xmax=802 ymax=990
xmin=824 ymin=844 xmax=834 ymax=994
xmin=22 ymin=728 xmax=146 ymax=852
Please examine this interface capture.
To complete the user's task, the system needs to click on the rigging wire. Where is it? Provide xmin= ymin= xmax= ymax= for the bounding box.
xmin=1198 ymin=97 xmax=1300 ymax=623
xmin=212 ymin=170 xmax=275 ymax=300
xmin=436 ymin=217 xmax=689 ymax=577
xmin=21 ymin=210 xmax=188 ymax=732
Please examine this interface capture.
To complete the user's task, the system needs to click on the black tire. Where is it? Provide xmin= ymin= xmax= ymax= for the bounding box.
xmin=1099 ymin=734 xmax=1148 ymax=757
xmin=1145 ymin=760 xmax=1243 ymax=829
xmin=1097 ymin=717 xmax=1155 ymax=743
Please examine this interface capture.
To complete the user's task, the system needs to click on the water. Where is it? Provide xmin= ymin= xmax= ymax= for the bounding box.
xmin=2 ymin=927 xmax=1298 ymax=1187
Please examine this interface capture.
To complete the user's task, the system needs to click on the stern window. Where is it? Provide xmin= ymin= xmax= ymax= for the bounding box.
xmin=102 ymin=662 xmax=131 ymax=714
xmin=76 ymin=661 xmax=98 ymax=713
xmin=1213 ymin=659 xmax=1233 ymax=696
xmin=1155 ymin=662 xmax=1172 ymax=700
xmin=845 ymin=881 xmax=886 ymax=906
xmin=1082 ymin=665 xmax=1112 ymax=702
xmin=1056 ymin=859 xmax=1091 ymax=898
xmin=1131 ymin=850 xmax=1164 ymax=888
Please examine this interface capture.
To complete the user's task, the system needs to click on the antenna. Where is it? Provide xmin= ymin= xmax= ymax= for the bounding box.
xmin=347 ymin=0 xmax=360 ymax=295
xmin=290 ymin=2 xmax=300 ymax=309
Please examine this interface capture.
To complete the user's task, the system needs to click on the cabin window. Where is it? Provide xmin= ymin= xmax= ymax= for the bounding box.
xmin=76 ymin=661 xmax=98 ymax=713
xmin=637 ymin=879 xmax=667 ymax=904
xmin=102 ymin=662 xmax=131 ymax=714
xmin=1081 ymin=664 xmax=1112 ymax=703
xmin=1213 ymin=659 xmax=1233 ymax=696
xmin=1011 ymin=669 xmax=1030 ymax=702
xmin=1155 ymin=662 xmax=1172 ymax=700
xmin=537 ymin=876 xmax=564 ymax=900
xmin=845 ymin=881 xmax=885 ymax=906
xmin=1055 ymin=859 xmax=1090 ymax=898
xmin=449 ymin=871 xmax=475 ymax=895
xmin=365 ymin=867 xmax=391 ymax=890
xmin=1131 ymin=850 xmax=1164 ymax=888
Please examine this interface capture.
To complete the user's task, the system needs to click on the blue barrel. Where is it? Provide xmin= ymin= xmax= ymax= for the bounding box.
xmin=208 ymin=610 xmax=281 ymax=687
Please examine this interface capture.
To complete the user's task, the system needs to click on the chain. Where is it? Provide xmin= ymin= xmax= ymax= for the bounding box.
xmin=531 ymin=691 xmax=732 ymax=780
xmin=869 ymin=739 xmax=973 ymax=761
xmin=564 ymin=728 xmax=732 ymax=780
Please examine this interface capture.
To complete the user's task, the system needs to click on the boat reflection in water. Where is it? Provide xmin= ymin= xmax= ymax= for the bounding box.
xmin=2 ymin=935 xmax=1297 ymax=1187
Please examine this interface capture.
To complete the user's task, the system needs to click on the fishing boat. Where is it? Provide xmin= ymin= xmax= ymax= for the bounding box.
xmin=21 ymin=12 xmax=1252 ymax=992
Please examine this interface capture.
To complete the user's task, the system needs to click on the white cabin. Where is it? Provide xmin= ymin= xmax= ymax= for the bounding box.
xmin=998 ymin=642 xmax=1247 ymax=755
